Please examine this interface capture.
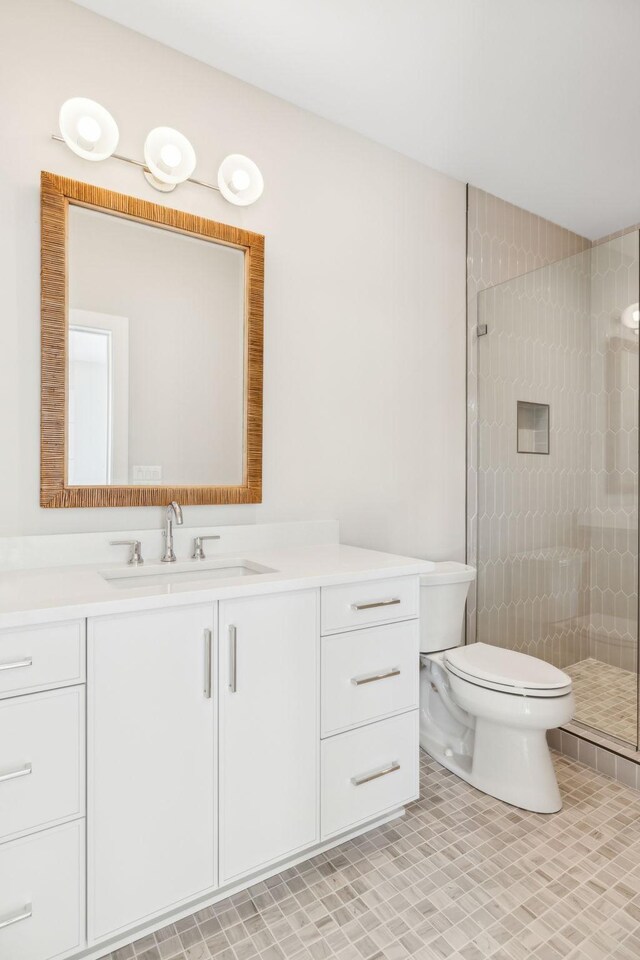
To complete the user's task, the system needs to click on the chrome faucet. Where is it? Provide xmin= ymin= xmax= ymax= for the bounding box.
xmin=161 ymin=501 xmax=184 ymax=562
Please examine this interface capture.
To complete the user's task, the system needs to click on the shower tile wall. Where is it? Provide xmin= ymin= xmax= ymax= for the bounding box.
xmin=588 ymin=232 xmax=639 ymax=672
xmin=476 ymin=252 xmax=592 ymax=666
xmin=466 ymin=186 xmax=590 ymax=646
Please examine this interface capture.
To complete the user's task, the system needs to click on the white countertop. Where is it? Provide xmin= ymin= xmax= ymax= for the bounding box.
xmin=0 ymin=542 xmax=432 ymax=629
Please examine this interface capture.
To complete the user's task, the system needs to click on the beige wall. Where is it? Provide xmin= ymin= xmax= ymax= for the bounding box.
xmin=0 ymin=0 xmax=466 ymax=562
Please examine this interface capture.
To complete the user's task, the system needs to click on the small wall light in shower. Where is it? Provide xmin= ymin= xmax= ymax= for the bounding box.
xmin=217 ymin=154 xmax=264 ymax=206
xmin=58 ymin=98 xmax=119 ymax=161
xmin=53 ymin=98 xmax=264 ymax=206
xmin=143 ymin=126 xmax=197 ymax=192
xmin=621 ymin=302 xmax=639 ymax=335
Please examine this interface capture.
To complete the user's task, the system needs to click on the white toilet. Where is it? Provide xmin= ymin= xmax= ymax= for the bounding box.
xmin=420 ymin=562 xmax=574 ymax=813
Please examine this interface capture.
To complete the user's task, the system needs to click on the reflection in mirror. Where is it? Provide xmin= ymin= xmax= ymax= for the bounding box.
xmin=67 ymin=205 xmax=245 ymax=487
xmin=68 ymin=309 xmax=129 ymax=485
xmin=68 ymin=322 xmax=111 ymax=485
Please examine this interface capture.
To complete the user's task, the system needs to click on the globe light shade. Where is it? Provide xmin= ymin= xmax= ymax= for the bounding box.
xmin=59 ymin=98 xmax=119 ymax=161
xmin=217 ymin=154 xmax=264 ymax=206
xmin=622 ymin=302 xmax=640 ymax=332
xmin=143 ymin=127 xmax=197 ymax=190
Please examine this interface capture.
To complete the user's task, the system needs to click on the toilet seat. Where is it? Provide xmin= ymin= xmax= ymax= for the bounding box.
xmin=443 ymin=643 xmax=572 ymax=698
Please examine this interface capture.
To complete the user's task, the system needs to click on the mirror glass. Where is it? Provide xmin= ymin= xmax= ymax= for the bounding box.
xmin=67 ymin=204 xmax=245 ymax=487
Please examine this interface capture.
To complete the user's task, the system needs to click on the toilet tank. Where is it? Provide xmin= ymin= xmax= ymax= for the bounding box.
xmin=420 ymin=562 xmax=476 ymax=653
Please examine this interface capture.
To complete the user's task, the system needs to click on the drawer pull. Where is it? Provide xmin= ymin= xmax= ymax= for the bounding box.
xmin=0 ymin=657 xmax=32 ymax=672
xmin=0 ymin=903 xmax=32 ymax=930
xmin=229 ymin=625 xmax=237 ymax=693
xmin=351 ymin=667 xmax=401 ymax=686
xmin=351 ymin=598 xmax=401 ymax=612
xmin=351 ymin=760 xmax=400 ymax=786
xmin=204 ymin=629 xmax=212 ymax=699
xmin=0 ymin=763 xmax=32 ymax=784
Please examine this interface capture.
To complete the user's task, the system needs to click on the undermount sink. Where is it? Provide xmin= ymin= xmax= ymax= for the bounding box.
xmin=100 ymin=558 xmax=276 ymax=589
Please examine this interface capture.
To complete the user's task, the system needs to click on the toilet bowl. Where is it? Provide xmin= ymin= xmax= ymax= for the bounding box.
xmin=419 ymin=563 xmax=574 ymax=813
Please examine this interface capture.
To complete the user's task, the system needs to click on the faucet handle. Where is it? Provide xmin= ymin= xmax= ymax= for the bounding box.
xmin=192 ymin=535 xmax=221 ymax=561
xmin=110 ymin=540 xmax=144 ymax=565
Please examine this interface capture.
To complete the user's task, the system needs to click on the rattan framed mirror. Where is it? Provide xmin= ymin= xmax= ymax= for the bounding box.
xmin=40 ymin=171 xmax=264 ymax=508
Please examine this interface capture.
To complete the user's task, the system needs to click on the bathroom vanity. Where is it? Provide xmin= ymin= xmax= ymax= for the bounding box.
xmin=0 ymin=535 xmax=428 ymax=960
xmin=13 ymin=174 xmax=430 ymax=959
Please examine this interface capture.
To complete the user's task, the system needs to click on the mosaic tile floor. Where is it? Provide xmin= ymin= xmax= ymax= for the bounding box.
xmin=565 ymin=658 xmax=637 ymax=745
xmin=101 ymin=749 xmax=640 ymax=960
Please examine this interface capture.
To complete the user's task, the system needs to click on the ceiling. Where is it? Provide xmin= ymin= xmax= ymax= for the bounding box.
xmin=72 ymin=0 xmax=640 ymax=240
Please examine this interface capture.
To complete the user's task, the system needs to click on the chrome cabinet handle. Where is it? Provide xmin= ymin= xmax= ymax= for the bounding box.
xmin=351 ymin=761 xmax=400 ymax=787
xmin=204 ymin=629 xmax=212 ymax=699
xmin=351 ymin=598 xmax=401 ymax=611
xmin=0 ymin=903 xmax=32 ymax=931
xmin=0 ymin=657 xmax=32 ymax=672
xmin=228 ymin=625 xmax=237 ymax=693
xmin=351 ymin=667 xmax=401 ymax=686
xmin=0 ymin=763 xmax=32 ymax=784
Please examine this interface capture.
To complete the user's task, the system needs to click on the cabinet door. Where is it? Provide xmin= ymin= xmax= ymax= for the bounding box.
xmin=219 ymin=591 xmax=319 ymax=883
xmin=88 ymin=604 xmax=215 ymax=942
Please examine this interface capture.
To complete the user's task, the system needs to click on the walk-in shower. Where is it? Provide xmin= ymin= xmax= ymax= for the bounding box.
xmin=473 ymin=231 xmax=639 ymax=749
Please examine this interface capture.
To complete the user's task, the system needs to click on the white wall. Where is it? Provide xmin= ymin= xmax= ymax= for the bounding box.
xmin=0 ymin=0 xmax=466 ymax=561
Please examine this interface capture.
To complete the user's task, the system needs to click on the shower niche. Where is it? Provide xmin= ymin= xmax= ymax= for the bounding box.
xmin=517 ymin=401 xmax=550 ymax=454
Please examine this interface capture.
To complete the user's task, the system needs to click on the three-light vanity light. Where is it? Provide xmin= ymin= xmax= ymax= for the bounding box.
xmin=56 ymin=97 xmax=264 ymax=206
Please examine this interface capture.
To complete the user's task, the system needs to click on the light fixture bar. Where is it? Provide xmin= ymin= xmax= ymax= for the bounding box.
xmin=51 ymin=134 xmax=221 ymax=192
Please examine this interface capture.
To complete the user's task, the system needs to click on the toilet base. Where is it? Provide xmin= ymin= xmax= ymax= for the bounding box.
xmin=420 ymin=717 xmax=562 ymax=814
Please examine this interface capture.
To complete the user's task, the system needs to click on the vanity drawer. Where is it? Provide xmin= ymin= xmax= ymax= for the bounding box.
xmin=321 ymin=711 xmax=419 ymax=839
xmin=0 ymin=620 xmax=85 ymax=699
xmin=0 ymin=820 xmax=85 ymax=960
xmin=322 ymin=620 xmax=419 ymax=736
xmin=321 ymin=577 xmax=418 ymax=634
xmin=0 ymin=687 xmax=85 ymax=843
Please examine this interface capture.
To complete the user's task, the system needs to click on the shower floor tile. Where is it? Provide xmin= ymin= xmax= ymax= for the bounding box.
xmin=565 ymin=657 xmax=637 ymax=744
xmin=98 ymin=751 xmax=640 ymax=960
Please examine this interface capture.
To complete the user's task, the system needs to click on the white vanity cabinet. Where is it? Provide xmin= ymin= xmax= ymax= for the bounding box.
xmin=87 ymin=604 xmax=216 ymax=942
xmin=218 ymin=591 xmax=319 ymax=883
xmin=0 ymin=543 xmax=424 ymax=960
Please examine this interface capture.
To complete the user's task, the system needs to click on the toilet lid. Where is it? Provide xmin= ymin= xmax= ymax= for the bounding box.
xmin=444 ymin=643 xmax=571 ymax=693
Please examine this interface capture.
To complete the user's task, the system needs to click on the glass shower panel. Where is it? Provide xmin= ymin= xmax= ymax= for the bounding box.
xmin=476 ymin=235 xmax=639 ymax=747
xmin=585 ymin=232 xmax=639 ymax=745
